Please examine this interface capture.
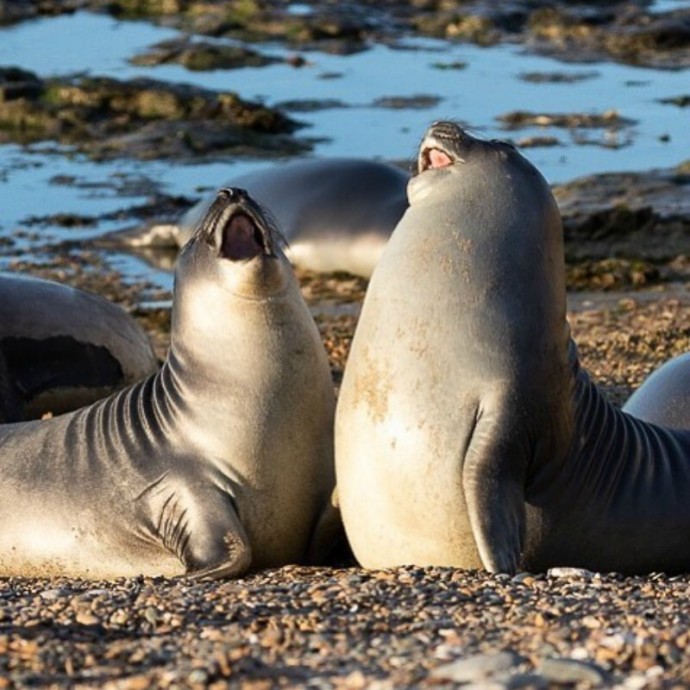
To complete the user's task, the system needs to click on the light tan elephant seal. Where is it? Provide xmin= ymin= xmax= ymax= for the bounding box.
xmin=337 ymin=121 xmax=690 ymax=576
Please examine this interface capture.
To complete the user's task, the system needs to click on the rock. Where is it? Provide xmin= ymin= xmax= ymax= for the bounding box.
xmin=537 ymin=657 xmax=608 ymax=686
xmin=547 ymin=567 xmax=596 ymax=579
xmin=0 ymin=73 xmax=308 ymax=160
xmin=430 ymin=650 xmax=523 ymax=683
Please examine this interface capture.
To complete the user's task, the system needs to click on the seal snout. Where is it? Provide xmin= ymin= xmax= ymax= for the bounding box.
xmin=418 ymin=121 xmax=468 ymax=173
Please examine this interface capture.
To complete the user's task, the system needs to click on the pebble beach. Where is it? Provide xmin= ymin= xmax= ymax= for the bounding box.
xmin=3 ymin=564 xmax=690 ymax=688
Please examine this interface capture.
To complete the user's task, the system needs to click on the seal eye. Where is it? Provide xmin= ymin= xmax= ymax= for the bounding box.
xmin=220 ymin=213 xmax=265 ymax=261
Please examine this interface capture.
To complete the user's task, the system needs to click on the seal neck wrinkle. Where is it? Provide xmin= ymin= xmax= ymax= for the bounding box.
xmin=529 ymin=349 xmax=690 ymax=517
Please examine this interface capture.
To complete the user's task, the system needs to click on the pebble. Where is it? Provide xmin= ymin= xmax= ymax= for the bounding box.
xmin=546 ymin=567 xmax=596 ymax=579
xmin=1 ymin=564 xmax=689 ymax=686
xmin=538 ymin=657 xmax=608 ymax=686
xmin=430 ymin=650 xmax=523 ymax=683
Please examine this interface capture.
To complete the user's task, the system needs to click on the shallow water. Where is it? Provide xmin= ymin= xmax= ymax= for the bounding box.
xmin=0 ymin=9 xmax=688 ymax=282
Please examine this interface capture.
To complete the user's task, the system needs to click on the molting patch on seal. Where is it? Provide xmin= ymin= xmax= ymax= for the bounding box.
xmin=0 ymin=349 xmax=22 ymax=424
xmin=0 ymin=272 xmax=158 ymax=419
xmin=1 ymin=336 xmax=123 ymax=400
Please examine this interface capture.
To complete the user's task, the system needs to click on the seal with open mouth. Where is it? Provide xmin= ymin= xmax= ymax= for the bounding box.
xmin=336 ymin=121 xmax=690 ymax=575
xmin=0 ymin=188 xmax=337 ymax=578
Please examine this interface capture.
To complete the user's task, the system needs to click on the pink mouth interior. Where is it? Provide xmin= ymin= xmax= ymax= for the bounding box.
xmin=221 ymin=214 xmax=263 ymax=261
xmin=429 ymin=148 xmax=453 ymax=169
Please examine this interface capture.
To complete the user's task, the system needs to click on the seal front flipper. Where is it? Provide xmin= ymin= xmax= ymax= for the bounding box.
xmin=137 ymin=470 xmax=252 ymax=579
xmin=462 ymin=412 xmax=526 ymax=574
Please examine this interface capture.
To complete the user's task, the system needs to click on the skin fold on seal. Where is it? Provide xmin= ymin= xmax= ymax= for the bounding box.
xmin=0 ymin=273 xmax=158 ymax=423
xmin=115 ymin=158 xmax=408 ymax=279
xmin=335 ymin=121 xmax=690 ymax=576
xmin=0 ymin=188 xmax=337 ymax=579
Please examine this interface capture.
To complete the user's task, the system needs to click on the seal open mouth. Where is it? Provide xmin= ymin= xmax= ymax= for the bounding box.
xmin=220 ymin=212 xmax=267 ymax=261
xmin=419 ymin=147 xmax=454 ymax=172
xmin=200 ymin=187 xmax=275 ymax=261
xmin=417 ymin=121 xmax=470 ymax=174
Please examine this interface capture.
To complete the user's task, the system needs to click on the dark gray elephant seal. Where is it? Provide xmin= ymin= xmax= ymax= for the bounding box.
xmin=0 ymin=351 xmax=22 ymax=424
xmin=0 ymin=188 xmax=337 ymax=579
xmin=178 ymin=158 xmax=408 ymax=277
xmin=117 ymin=158 xmax=407 ymax=278
xmin=0 ymin=273 xmax=158 ymax=422
xmin=623 ymin=353 xmax=690 ymax=429
xmin=336 ymin=121 xmax=690 ymax=575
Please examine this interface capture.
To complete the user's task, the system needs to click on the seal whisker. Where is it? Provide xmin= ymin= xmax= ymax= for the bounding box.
xmin=256 ymin=200 xmax=289 ymax=252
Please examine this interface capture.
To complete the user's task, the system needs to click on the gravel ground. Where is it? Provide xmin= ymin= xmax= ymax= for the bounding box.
xmin=2 ymin=565 xmax=690 ymax=688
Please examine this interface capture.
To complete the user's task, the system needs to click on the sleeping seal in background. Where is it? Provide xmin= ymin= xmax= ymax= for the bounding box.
xmin=0 ymin=273 xmax=158 ymax=422
xmin=0 ymin=188 xmax=337 ymax=579
xmin=336 ymin=120 xmax=690 ymax=576
xmin=623 ymin=353 xmax=690 ymax=429
xmin=177 ymin=158 xmax=408 ymax=277
xmin=115 ymin=158 xmax=408 ymax=278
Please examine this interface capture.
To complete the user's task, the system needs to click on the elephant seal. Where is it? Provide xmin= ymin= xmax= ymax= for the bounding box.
xmin=111 ymin=158 xmax=408 ymax=278
xmin=336 ymin=121 xmax=690 ymax=575
xmin=0 ymin=273 xmax=158 ymax=422
xmin=623 ymin=353 xmax=690 ymax=429
xmin=0 ymin=351 xmax=22 ymax=424
xmin=0 ymin=188 xmax=337 ymax=579
xmin=178 ymin=158 xmax=408 ymax=277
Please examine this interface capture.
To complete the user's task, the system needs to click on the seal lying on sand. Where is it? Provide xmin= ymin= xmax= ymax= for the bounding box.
xmin=0 ymin=351 xmax=22 ymax=424
xmin=336 ymin=121 xmax=690 ymax=575
xmin=177 ymin=159 xmax=408 ymax=277
xmin=623 ymin=353 xmax=690 ymax=429
xmin=113 ymin=158 xmax=408 ymax=278
xmin=0 ymin=273 xmax=158 ymax=422
xmin=0 ymin=188 xmax=337 ymax=579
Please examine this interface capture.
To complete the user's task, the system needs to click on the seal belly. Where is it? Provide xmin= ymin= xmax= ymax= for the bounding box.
xmin=337 ymin=388 xmax=482 ymax=568
xmin=0 ymin=510 xmax=182 ymax=579
xmin=336 ymin=264 xmax=485 ymax=568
